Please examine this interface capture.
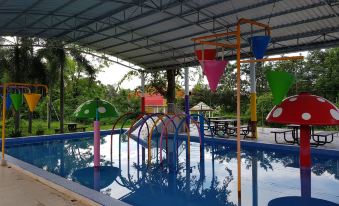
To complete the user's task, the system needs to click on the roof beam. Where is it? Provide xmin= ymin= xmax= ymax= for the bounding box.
xmin=123 ymin=2 xmax=327 ymax=60
xmin=62 ymin=0 xmax=194 ymax=44
xmin=83 ymin=0 xmax=228 ymax=49
xmin=94 ymin=0 xmax=280 ymax=52
xmin=34 ymin=1 xmax=131 ymax=37
xmin=145 ymin=26 xmax=339 ymax=69
xmin=12 ymin=0 xmax=77 ymax=36
xmin=146 ymin=38 xmax=339 ymax=71
xmin=1 ymin=0 xmax=44 ymax=28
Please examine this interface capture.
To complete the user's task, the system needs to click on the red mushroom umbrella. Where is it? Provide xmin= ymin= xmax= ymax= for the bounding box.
xmin=266 ymin=92 xmax=339 ymax=168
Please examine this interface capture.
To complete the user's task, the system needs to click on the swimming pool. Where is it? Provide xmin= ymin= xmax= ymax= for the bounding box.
xmin=5 ymin=133 xmax=339 ymax=206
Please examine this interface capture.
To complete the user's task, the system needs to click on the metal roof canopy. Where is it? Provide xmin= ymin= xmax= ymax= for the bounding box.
xmin=0 ymin=0 xmax=338 ymax=71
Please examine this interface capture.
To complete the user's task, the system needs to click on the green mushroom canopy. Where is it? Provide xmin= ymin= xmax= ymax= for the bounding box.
xmin=74 ymin=98 xmax=119 ymax=120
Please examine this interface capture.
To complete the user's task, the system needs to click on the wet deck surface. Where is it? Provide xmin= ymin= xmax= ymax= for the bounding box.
xmin=193 ymin=126 xmax=339 ymax=151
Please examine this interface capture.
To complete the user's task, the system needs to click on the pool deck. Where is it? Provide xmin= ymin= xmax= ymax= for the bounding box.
xmin=202 ymin=127 xmax=339 ymax=151
xmin=0 ymin=164 xmax=86 ymax=206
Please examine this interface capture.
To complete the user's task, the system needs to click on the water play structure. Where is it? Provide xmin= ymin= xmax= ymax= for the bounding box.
xmin=191 ymin=18 xmax=305 ymax=202
xmin=74 ymin=98 xmax=119 ymax=167
xmin=1 ymin=83 xmax=48 ymax=166
xmin=111 ymin=111 xmax=214 ymax=172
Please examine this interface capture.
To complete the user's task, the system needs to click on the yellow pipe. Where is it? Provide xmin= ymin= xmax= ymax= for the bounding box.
xmin=250 ymin=93 xmax=257 ymax=139
xmin=191 ymin=31 xmax=237 ymax=41
xmin=240 ymin=56 xmax=304 ymax=63
xmin=147 ymin=114 xmax=167 ymax=164
xmin=196 ymin=41 xmax=237 ymax=48
xmin=1 ymin=84 xmax=7 ymax=161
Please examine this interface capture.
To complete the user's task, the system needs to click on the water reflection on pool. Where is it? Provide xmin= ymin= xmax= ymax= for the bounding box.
xmin=6 ymin=135 xmax=339 ymax=206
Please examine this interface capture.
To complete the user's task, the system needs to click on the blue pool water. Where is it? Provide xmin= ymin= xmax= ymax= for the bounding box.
xmin=5 ymin=135 xmax=339 ymax=206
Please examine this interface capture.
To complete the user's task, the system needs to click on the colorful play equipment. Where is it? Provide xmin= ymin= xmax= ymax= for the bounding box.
xmin=1 ymin=83 xmax=48 ymax=166
xmin=9 ymin=93 xmax=23 ymax=111
xmin=248 ymin=35 xmax=271 ymax=59
xmin=192 ymin=18 xmax=304 ymax=201
xmin=74 ymin=98 xmax=119 ymax=167
xmin=111 ymin=112 xmax=214 ymax=172
xmin=266 ymin=70 xmax=295 ymax=105
xmin=266 ymin=93 xmax=339 ymax=168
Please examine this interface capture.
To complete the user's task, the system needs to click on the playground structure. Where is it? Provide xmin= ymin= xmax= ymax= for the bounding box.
xmin=191 ymin=18 xmax=304 ymax=201
xmin=111 ymin=112 xmax=214 ymax=172
xmin=1 ymin=82 xmax=48 ymax=166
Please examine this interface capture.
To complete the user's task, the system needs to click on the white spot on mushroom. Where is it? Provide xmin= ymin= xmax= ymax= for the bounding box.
xmin=272 ymin=107 xmax=283 ymax=118
xmin=302 ymin=113 xmax=311 ymax=120
xmin=98 ymin=107 xmax=106 ymax=113
xmin=289 ymin=97 xmax=297 ymax=102
xmin=84 ymin=109 xmax=89 ymax=114
xmin=317 ymin=97 xmax=325 ymax=102
xmin=330 ymin=109 xmax=339 ymax=120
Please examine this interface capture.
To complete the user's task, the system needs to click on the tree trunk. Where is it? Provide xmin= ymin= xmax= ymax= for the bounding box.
xmin=28 ymin=112 xmax=32 ymax=133
xmin=60 ymin=65 xmax=64 ymax=133
xmin=14 ymin=109 xmax=20 ymax=133
xmin=47 ymin=88 xmax=52 ymax=129
xmin=166 ymin=69 xmax=176 ymax=113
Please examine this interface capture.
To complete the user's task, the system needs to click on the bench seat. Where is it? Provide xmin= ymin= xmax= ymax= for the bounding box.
xmin=227 ymin=125 xmax=251 ymax=138
xmin=312 ymin=131 xmax=337 ymax=146
xmin=271 ymin=129 xmax=295 ymax=144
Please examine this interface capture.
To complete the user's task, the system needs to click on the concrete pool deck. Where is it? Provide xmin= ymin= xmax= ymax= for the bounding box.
xmin=202 ymin=126 xmax=339 ymax=151
xmin=0 ymin=164 xmax=86 ymax=206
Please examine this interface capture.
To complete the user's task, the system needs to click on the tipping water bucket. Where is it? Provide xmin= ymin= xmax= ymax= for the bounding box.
xmin=199 ymin=60 xmax=228 ymax=92
xmin=266 ymin=70 xmax=295 ymax=105
xmin=195 ymin=49 xmax=217 ymax=60
xmin=248 ymin=36 xmax=271 ymax=59
xmin=10 ymin=94 xmax=23 ymax=111
xmin=24 ymin=93 xmax=41 ymax=112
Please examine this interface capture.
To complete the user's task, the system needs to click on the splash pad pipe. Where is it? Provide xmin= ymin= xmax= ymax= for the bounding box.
xmin=110 ymin=112 xmax=142 ymax=163
xmin=129 ymin=113 xmax=167 ymax=165
xmin=147 ymin=113 xmax=178 ymax=165
xmin=135 ymin=113 xmax=171 ymax=164
xmin=1 ymin=83 xmax=48 ymax=166
xmin=157 ymin=114 xmax=204 ymax=171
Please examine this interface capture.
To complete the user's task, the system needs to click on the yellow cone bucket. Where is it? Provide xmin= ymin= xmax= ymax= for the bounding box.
xmin=24 ymin=93 xmax=41 ymax=112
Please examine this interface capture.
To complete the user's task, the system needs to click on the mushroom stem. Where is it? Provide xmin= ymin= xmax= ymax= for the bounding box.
xmin=300 ymin=125 xmax=311 ymax=169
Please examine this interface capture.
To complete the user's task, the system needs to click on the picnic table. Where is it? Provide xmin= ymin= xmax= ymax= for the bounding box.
xmin=55 ymin=123 xmax=87 ymax=133
xmin=272 ymin=124 xmax=336 ymax=146
xmin=208 ymin=119 xmax=237 ymax=136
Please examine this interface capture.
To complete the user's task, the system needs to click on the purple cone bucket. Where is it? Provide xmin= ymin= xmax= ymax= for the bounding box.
xmin=248 ymin=35 xmax=271 ymax=59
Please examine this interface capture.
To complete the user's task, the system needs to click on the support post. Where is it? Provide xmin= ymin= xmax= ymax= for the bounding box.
xmin=250 ymin=60 xmax=257 ymax=138
xmin=199 ymin=115 xmax=205 ymax=179
xmin=1 ymin=84 xmax=7 ymax=166
xmin=141 ymin=72 xmax=145 ymax=113
xmin=236 ymin=22 xmax=242 ymax=205
xmin=184 ymin=67 xmax=190 ymax=129
xmin=94 ymin=120 xmax=100 ymax=167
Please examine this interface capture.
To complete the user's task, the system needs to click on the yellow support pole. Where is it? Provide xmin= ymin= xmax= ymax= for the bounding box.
xmin=1 ymin=82 xmax=48 ymax=166
xmin=250 ymin=93 xmax=257 ymax=138
xmin=1 ymin=84 xmax=7 ymax=166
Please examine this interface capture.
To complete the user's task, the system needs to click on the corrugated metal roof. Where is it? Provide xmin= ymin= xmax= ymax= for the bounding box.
xmin=0 ymin=0 xmax=338 ymax=71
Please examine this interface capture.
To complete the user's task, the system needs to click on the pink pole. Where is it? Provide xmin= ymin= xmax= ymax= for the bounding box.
xmin=94 ymin=120 xmax=100 ymax=167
